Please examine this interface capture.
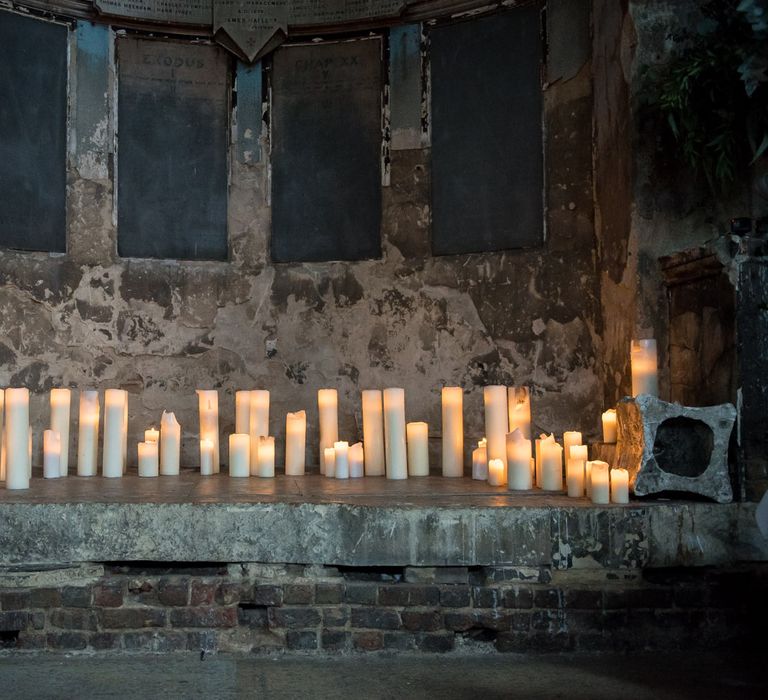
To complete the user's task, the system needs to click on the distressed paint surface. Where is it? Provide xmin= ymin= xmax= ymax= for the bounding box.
xmin=235 ymin=60 xmax=262 ymax=164
xmin=389 ymin=24 xmax=421 ymax=151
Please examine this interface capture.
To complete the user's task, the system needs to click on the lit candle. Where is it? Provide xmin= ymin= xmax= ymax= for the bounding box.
xmin=563 ymin=431 xmax=582 ymax=464
xmin=235 ymin=390 xmax=251 ymax=434
xmin=43 ymin=430 xmax=61 ymax=479
xmin=631 ymin=339 xmax=659 ymax=397
xmin=590 ymin=461 xmax=610 ymax=504
xmin=484 ymin=386 xmax=508 ymax=478
xmin=285 ymin=410 xmax=306 ymax=475
xmin=144 ymin=427 xmax=159 ymax=444
xmin=441 ymin=387 xmax=463 ymax=477
xmin=137 ymin=441 xmax=159 ymax=477
xmin=196 ymin=390 xmax=220 ymax=474
xmin=76 ymin=390 xmax=100 ymax=477
xmin=103 ymin=389 xmax=125 ymax=479
xmin=200 ymin=438 xmax=214 ymax=475
xmin=602 ymin=409 xmax=617 ymax=443
xmin=361 ymin=390 xmax=385 ymax=476
xmin=611 ymin=468 xmax=629 ymax=504
xmin=333 ymin=441 xmax=349 ymax=479
xmin=472 ymin=439 xmax=488 ymax=481
xmin=506 ymin=430 xmax=532 ymax=490
xmin=318 ymin=389 xmax=339 ymax=475
xmin=249 ymin=390 xmax=270 ymax=473
xmin=324 ymin=446 xmax=336 ymax=478
xmin=349 ymin=442 xmax=364 ymax=478
xmin=507 ymin=386 xmax=532 ymax=439
xmin=540 ymin=438 xmax=563 ymax=491
xmin=256 ymin=436 xmax=275 ymax=477
xmin=50 ymin=388 xmax=71 ymax=477
xmin=566 ymin=445 xmax=588 ymax=497
xmin=383 ymin=388 xmax=407 ymax=480
xmin=160 ymin=411 xmax=181 ymax=476
xmin=407 ymin=421 xmax=429 ymax=477
xmin=228 ymin=433 xmax=250 ymax=477
xmin=488 ymin=458 xmax=505 ymax=487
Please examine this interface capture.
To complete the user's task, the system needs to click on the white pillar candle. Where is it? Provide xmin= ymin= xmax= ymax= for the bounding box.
xmin=102 ymin=389 xmax=125 ymax=479
xmin=631 ymin=339 xmax=659 ymax=397
xmin=235 ymin=390 xmax=251 ymax=434
xmin=349 ymin=442 xmax=364 ymax=478
xmin=567 ymin=445 xmax=588 ymax=497
xmin=285 ymin=410 xmax=306 ymax=476
xmin=602 ymin=409 xmax=617 ymax=443
xmin=590 ymin=460 xmax=610 ymax=504
xmin=472 ymin=440 xmax=488 ymax=481
xmin=362 ymin=390 xmax=385 ymax=476
xmin=43 ymin=429 xmax=61 ymax=479
xmin=200 ymin=438 xmax=214 ymax=475
xmin=506 ymin=431 xmax=532 ymax=490
xmin=483 ymin=386 xmax=508 ymax=480
xmin=50 ymin=388 xmax=71 ymax=477
xmin=144 ymin=427 xmax=159 ymax=444
xmin=383 ymin=388 xmax=407 ymax=480
xmin=76 ymin=390 xmax=100 ymax=477
xmin=137 ymin=441 xmax=159 ymax=477
xmin=585 ymin=460 xmax=594 ymax=499
xmin=441 ymin=387 xmax=463 ymax=477
xmin=611 ymin=467 xmax=630 ymax=504
xmin=228 ymin=433 xmax=250 ymax=477
xmin=160 ymin=411 xmax=181 ymax=476
xmin=407 ymin=421 xmax=429 ymax=477
xmin=488 ymin=458 xmax=505 ymax=487
xmin=507 ymin=386 xmax=532 ymax=439
xmin=249 ymin=390 xmax=270 ymax=473
xmin=563 ymin=431 xmax=582 ymax=464
xmin=121 ymin=391 xmax=128 ymax=474
xmin=317 ymin=389 xmax=339 ymax=475
xmin=256 ymin=436 xmax=275 ymax=477
xmin=324 ymin=446 xmax=336 ymax=478
xmin=534 ymin=433 xmax=552 ymax=488
xmin=333 ymin=441 xmax=349 ymax=479
xmin=196 ymin=390 xmax=220 ymax=474
xmin=540 ymin=439 xmax=563 ymax=491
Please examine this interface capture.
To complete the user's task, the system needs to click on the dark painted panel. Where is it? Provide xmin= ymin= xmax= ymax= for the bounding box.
xmin=430 ymin=6 xmax=544 ymax=256
xmin=117 ymin=38 xmax=229 ymax=260
xmin=271 ymin=39 xmax=382 ymax=263
xmin=0 ymin=11 xmax=67 ymax=253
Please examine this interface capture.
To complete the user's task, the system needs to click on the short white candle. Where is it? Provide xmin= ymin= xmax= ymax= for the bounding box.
xmin=200 ymin=438 xmax=214 ymax=475
xmin=349 ymin=442 xmax=364 ymax=478
xmin=103 ymin=389 xmax=125 ymax=479
xmin=249 ymin=390 xmax=270 ymax=473
xmin=361 ymin=390 xmax=385 ymax=476
xmin=256 ymin=436 xmax=275 ymax=477
xmin=590 ymin=461 xmax=610 ymax=504
xmin=160 ymin=411 xmax=181 ymax=476
xmin=196 ymin=390 xmax=220 ymax=474
xmin=228 ymin=433 xmax=250 ymax=477
xmin=472 ymin=441 xmax=488 ymax=481
xmin=43 ymin=429 xmax=61 ymax=479
xmin=507 ymin=386 xmax=532 ymax=439
xmin=383 ymin=388 xmax=407 ymax=480
xmin=631 ymin=339 xmax=659 ymax=397
xmin=488 ymin=458 xmax=505 ymax=487
xmin=540 ymin=438 xmax=563 ymax=491
xmin=483 ymin=386 xmax=508 ymax=478
xmin=566 ymin=445 xmax=588 ymax=497
xmin=76 ymin=390 xmax=100 ymax=477
xmin=407 ymin=421 xmax=430 ymax=477
xmin=235 ymin=390 xmax=251 ymax=434
xmin=50 ymin=388 xmax=71 ymax=477
xmin=144 ymin=427 xmax=159 ymax=444
xmin=506 ymin=430 xmax=532 ymax=490
xmin=318 ymin=389 xmax=339 ymax=475
xmin=285 ymin=410 xmax=306 ymax=475
xmin=602 ymin=409 xmax=617 ymax=443
xmin=138 ymin=441 xmax=159 ymax=477
xmin=333 ymin=441 xmax=349 ymax=479
xmin=441 ymin=387 xmax=463 ymax=477
xmin=323 ymin=446 xmax=336 ymax=478
xmin=611 ymin=468 xmax=630 ymax=504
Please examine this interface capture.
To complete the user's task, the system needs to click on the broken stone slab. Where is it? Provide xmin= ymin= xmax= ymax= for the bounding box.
xmin=616 ymin=396 xmax=736 ymax=503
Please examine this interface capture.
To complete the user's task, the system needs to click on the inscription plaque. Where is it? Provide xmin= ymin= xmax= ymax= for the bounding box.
xmin=95 ymin=0 xmax=212 ymax=25
xmin=214 ymin=0 xmax=289 ymax=62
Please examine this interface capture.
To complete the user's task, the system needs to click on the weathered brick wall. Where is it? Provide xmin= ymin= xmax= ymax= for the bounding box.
xmin=1 ymin=563 xmax=765 ymax=654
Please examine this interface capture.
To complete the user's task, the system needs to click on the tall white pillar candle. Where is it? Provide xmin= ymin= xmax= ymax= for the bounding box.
xmin=200 ymin=438 xmax=214 ymax=475
xmin=50 ymin=388 xmax=71 ymax=477
xmin=483 ymin=386 xmax=508 ymax=479
xmin=349 ymin=442 xmax=364 ymax=478
xmin=333 ymin=441 xmax=349 ymax=479
xmin=102 ymin=389 xmax=125 ymax=479
xmin=535 ymin=434 xmax=553 ymax=487
xmin=407 ymin=421 xmax=429 ymax=477
xmin=77 ymin=390 xmax=100 ymax=477
xmin=563 ymin=431 xmax=582 ymax=464
xmin=488 ymin=458 xmax=505 ymax=487
xmin=472 ymin=439 xmax=488 ymax=481
xmin=611 ymin=468 xmax=630 ymax=504
xmin=235 ymin=391 xmax=251 ymax=434
xmin=383 ymin=388 xmax=407 ymax=480
xmin=43 ymin=430 xmax=61 ymax=479
xmin=602 ymin=409 xmax=617 ymax=443
xmin=256 ymin=436 xmax=275 ymax=477
xmin=506 ymin=431 xmax=532 ymax=490
xmin=566 ymin=445 xmax=588 ymax=497
xmin=631 ymin=339 xmax=659 ymax=397
xmin=324 ymin=446 xmax=336 ymax=478
xmin=138 ymin=441 xmax=159 ymax=477
xmin=160 ymin=411 xmax=181 ymax=476
xmin=507 ymin=386 xmax=532 ymax=439
xmin=362 ymin=390 xmax=385 ymax=476
xmin=285 ymin=411 xmax=306 ymax=475
xmin=317 ymin=389 xmax=339 ymax=475
xmin=540 ymin=439 xmax=564 ymax=491
xmin=590 ymin=461 xmax=610 ymax=504
xmin=228 ymin=433 xmax=250 ymax=477
xmin=197 ymin=390 xmax=220 ymax=473
xmin=441 ymin=387 xmax=463 ymax=477
xmin=249 ymin=390 xmax=270 ymax=473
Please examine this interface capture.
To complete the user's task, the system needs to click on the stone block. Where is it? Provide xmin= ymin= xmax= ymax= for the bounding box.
xmin=415 ymin=633 xmax=454 ymax=653
xmin=169 ymin=607 xmax=236 ymax=628
xmin=93 ymin=581 xmax=124 ymax=608
xmin=344 ymin=583 xmax=377 ymax=605
xmin=269 ymin=607 xmax=321 ymax=629
xmin=190 ymin=581 xmax=217 ymax=606
xmin=283 ymin=584 xmax=314 ymax=605
xmin=322 ymin=606 xmax=349 ymax=628
xmin=617 ymin=396 xmax=736 ymax=503
xmin=439 ymin=586 xmax=471 ymax=607
xmin=351 ymin=608 xmax=401 ymax=630
xmin=46 ymin=632 xmax=88 ymax=650
xmin=320 ymin=629 xmax=349 ymax=651
xmin=404 ymin=567 xmax=469 ymax=584
xmin=252 ymin=585 xmax=283 ymax=607
xmin=353 ymin=631 xmax=383 ymax=651
xmin=157 ymin=579 xmax=190 ymax=607
xmin=286 ymin=630 xmax=318 ymax=651
xmin=99 ymin=608 xmax=166 ymax=629
xmin=314 ymin=583 xmax=343 ymax=605
xmin=60 ymin=586 xmax=93 ymax=608
xmin=401 ymin=610 xmax=442 ymax=632
xmin=49 ymin=608 xmax=98 ymax=631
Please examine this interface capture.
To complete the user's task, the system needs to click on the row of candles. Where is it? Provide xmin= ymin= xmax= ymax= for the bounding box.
xmin=0 ymin=339 xmax=660 ymax=500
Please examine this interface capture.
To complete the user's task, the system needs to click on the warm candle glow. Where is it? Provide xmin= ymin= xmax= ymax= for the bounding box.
xmin=333 ymin=441 xmax=349 ymax=479
xmin=77 ymin=390 xmax=100 ymax=477
xmin=144 ymin=428 xmax=159 ymax=444
xmin=540 ymin=438 xmax=563 ymax=491
xmin=235 ymin=391 xmax=251 ymax=434
xmin=228 ymin=433 xmax=250 ymax=477
xmin=472 ymin=444 xmax=488 ymax=481
xmin=362 ymin=390 xmax=385 ymax=476
xmin=249 ymin=390 xmax=270 ymax=474
xmin=407 ymin=421 xmax=429 ymax=477
xmin=103 ymin=389 xmax=126 ymax=479
xmin=318 ymin=389 xmax=339 ymax=475
xmin=566 ymin=445 xmax=588 ymax=497
xmin=137 ymin=441 xmax=159 ymax=477
xmin=196 ymin=390 xmax=220 ymax=474
xmin=602 ymin=409 xmax=617 ymax=443
xmin=488 ymin=458 xmax=505 ymax=487
xmin=160 ymin=411 xmax=181 ymax=476
xmin=43 ymin=429 xmax=61 ymax=479
xmin=50 ymin=388 xmax=71 ymax=478
xmin=256 ymin=435 xmax=275 ymax=478
xmin=611 ymin=468 xmax=629 ymax=504
xmin=590 ymin=461 xmax=610 ymax=504
xmin=200 ymin=438 xmax=214 ymax=476
xmin=484 ymin=386 xmax=508 ymax=475
xmin=506 ymin=430 xmax=532 ymax=490
xmin=323 ymin=446 xmax=336 ymax=478
xmin=441 ymin=387 xmax=463 ymax=477
xmin=383 ymin=388 xmax=407 ymax=480
xmin=507 ymin=386 xmax=531 ymax=439
xmin=631 ymin=339 xmax=659 ymax=397
xmin=349 ymin=442 xmax=364 ymax=478
xmin=285 ymin=410 xmax=307 ymax=476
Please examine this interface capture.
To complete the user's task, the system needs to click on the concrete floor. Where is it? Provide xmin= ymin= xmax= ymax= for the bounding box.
xmin=0 ymin=652 xmax=764 ymax=699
